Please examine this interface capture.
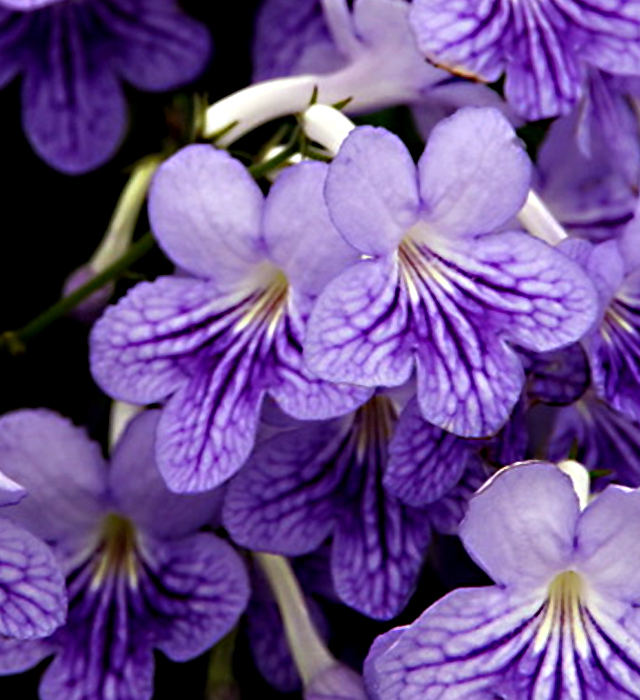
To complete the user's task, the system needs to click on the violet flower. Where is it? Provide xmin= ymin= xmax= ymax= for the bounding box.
xmin=0 ymin=471 xmax=66 ymax=640
xmin=365 ymin=460 xmax=640 ymax=699
xmin=90 ymin=155 xmax=370 ymax=492
xmin=0 ymin=409 xmax=249 ymax=700
xmin=224 ymin=392 xmax=486 ymax=620
xmin=0 ymin=0 xmax=211 ymax=173
xmin=305 ymin=107 xmax=597 ymax=439
xmin=410 ymin=0 xmax=640 ymax=120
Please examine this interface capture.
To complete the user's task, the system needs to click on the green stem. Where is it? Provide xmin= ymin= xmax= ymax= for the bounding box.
xmin=205 ymin=627 xmax=240 ymax=700
xmin=248 ymin=134 xmax=301 ymax=179
xmin=0 ymin=232 xmax=156 ymax=354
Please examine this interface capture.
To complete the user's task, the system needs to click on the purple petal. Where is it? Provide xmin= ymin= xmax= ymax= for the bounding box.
xmin=576 ymin=486 xmax=640 ymax=600
xmin=108 ymin=411 xmax=225 ymax=538
xmin=155 ymin=349 xmax=265 ymax=492
xmin=0 ymin=11 xmax=27 ymax=90
xmin=417 ymin=108 xmax=531 ymax=238
xmin=305 ymin=256 xmax=414 ymax=388
xmin=0 ymin=410 xmax=107 ymax=544
xmin=22 ymin=24 xmax=127 ymax=174
xmin=0 ymin=517 xmax=66 ymax=639
xmin=223 ymin=419 xmax=348 ymax=555
xmin=0 ymin=471 xmax=25 ymax=507
xmin=148 ymin=145 xmax=266 ymax=283
xmin=409 ymin=0 xmax=509 ymax=83
xmin=262 ymin=161 xmax=361 ymax=304
xmin=589 ymin=267 xmax=640 ymax=422
xmin=460 ymin=462 xmax=579 ymax=589
xmin=365 ymin=586 xmax=548 ymax=700
xmin=325 ymin=126 xmax=420 ymax=256
xmin=385 ymin=398 xmax=474 ymax=506
xmin=90 ymin=277 xmax=216 ymax=405
xmin=268 ymin=307 xmax=372 ymax=419
xmin=0 ymin=0 xmax=62 ymax=7
xmin=0 ymin=636 xmax=53 ymax=674
xmin=102 ymin=0 xmax=211 ymax=91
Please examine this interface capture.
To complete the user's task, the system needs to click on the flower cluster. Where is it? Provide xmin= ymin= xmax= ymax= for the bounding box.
xmin=3 ymin=0 xmax=640 ymax=699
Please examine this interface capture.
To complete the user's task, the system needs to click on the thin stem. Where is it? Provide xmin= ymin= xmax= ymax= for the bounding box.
xmin=1 ymin=232 xmax=156 ymax=353
xmin=248 ymin=135 xmax=302 ymax=179
xmin=254 ymin=553 xmax=334 ymax=686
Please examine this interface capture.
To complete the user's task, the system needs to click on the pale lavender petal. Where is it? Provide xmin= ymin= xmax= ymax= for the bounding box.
xmin=429 ymin=231 xmax=599 ymax=353
xmin=325 ymin=126 xmax=420 ymax=256
xmin=0 ymin=518 xmax=66 ymax=639
xmin=417 ymin=108 xmax=531 ymax=238
xmin=90 ymin=277 xmax=218 ymax=405
xmin=103 ymin=0 xmax=211 ymax=91
xmin=22 ymin=31 xmax=127 ymax=174
xmin=385 ymin=398 xmax=474 ymax=507
xmin=460 ymin=462 xmax=579 ymax=590
xmin=262 ymin=161 xmax=361 ymax=303
xmin=148 ymin=145 xmax=265 ymax=283
xmin=305 ymin=256 xmax=414 ymax=388
xmin=0 ymin=471 xmax=25 ymax=507
xmin=365 ymin=586 xmax=549 ymax=700
xmin=576 ymin=486 xmax=640 ymax=600
xmin=109 ymin=411 xmax=225 ymax=538
xmin=0 ymin=410 xmax=107 ymax=543
xmin=223 ymin=419 xmax=348 ymax=555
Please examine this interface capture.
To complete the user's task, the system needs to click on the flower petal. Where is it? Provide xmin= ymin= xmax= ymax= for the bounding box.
xmin=0 ymin=470 xmax=25 ymax=507
xmin=22 ymin=18 xmax=127 ymax=174
xmin=263 ymin=161 xmax=361 ymax=304
xmin=384 ymin=398 xmax=474 ymax=506
xmin=305 ymin=256 xmax=414 ymax=388
xmin=416 ymin=107 xmax=531 ymax=239
xmin=223 ymin=419 xmax=348 ymax=555
xmin=101 ymin=0 xmax=211 ymax=91
xmin=0 ymin=517 xmax=66 ymax=639
xmin=109 ymin=411 xmax=225 ymax=539
xmin=148 ymin=145 xmax=265 ymax=283
xmin=0 ymin=410 xmax=107 ymax=544
xmin=460 ymin=462 xmax=579 ymax=590
xmin=325 ymin=126 xmax=420 ymax=256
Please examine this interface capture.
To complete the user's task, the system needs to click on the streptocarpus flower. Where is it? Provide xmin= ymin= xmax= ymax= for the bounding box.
xmin=306 ymin=107 xmax=597 ymax=439
xmin=0 ymin=472 xmax=66 ymax=640
xmin=0 ymin=409 xmax=249 ymax=700
xmin=0 ymin=0 xmax=211 ymax=173
xmin=224 ymin=392 xmax=485 ymax=620
xmin=90 ymin=154 xmax=370 ymax=492
xmin=409 ymin=0 xmax=640 ymax=120
xmin=365 ymin=460 xmax=640 ymax=699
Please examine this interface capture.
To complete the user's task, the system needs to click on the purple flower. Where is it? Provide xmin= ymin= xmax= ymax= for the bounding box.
xmin=410 ymin=0 xmax=640 ymax=120
xmin=0 ymin=409 xmax=249 ymax=700
xmin=224 ymin=392 xmax=485 ymax=620
xmin=305 ymin=107 xmax=597 ymax=439
xmin=365 ymin=460 xmax=640 ymax=699
xmin=0 ymin=0 xmax=211 ymax=173
xmin=0 ymin=472 xmax=66 ymax=640
xmin=90 ymin=154 xmax=370 ymax=492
